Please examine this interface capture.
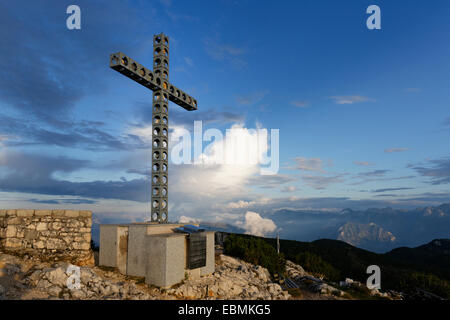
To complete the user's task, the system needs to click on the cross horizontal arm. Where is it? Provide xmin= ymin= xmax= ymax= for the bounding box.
xmin=110 ymin=52 xmax=197 ymax=111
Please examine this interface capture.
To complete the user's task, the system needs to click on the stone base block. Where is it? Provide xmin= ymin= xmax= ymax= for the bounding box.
xmin=99 ymin=224 xmax=129 ymax=274
xmin=99 ymin=223 xmax=215 ymax=288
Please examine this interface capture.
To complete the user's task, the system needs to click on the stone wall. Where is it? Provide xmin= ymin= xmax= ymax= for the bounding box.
xmin=0 ymin=209 xmax=93 ymax=265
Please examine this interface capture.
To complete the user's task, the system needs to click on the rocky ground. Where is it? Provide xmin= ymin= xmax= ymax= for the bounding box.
xmin=0 ymin=250 xmax=399 ymax=300
xmin=0 ymin=251 xmax=167 ymax=300
xmin=0 ymin=251 xmax=294 ymax=300
xmin=167 ymin=254 xmax=290 ymax=299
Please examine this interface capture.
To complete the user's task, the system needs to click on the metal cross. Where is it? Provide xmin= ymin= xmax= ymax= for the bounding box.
xmin=109 ymin=33 xmax=198 ymax=223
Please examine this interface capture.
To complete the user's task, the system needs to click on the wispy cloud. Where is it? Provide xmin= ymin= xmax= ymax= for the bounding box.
xmin=28 ymin=198 xmax=98 ymax=205
xmin=247 ymin=174 xmax=297 ymax=189
xmin=158 ymin=0 xmax=172 ymax=6
xmin=236 ymin=90 xmax=269 ymax=106
xmin=134 ymin=102 xmax=245 ymax=127
xmin=0 ymin=151 xmax=149 ymax=202
xmin=291 ymin=100 xmax=308 ymax=108
xmin=410 ymin=157 xmax=450 ymax=185
xmin=358 ymin=170 xmax=390 ymax=177
xmin=302 ymin=174 xmax=345 ymax=190
xmin=330 ymin=95 xmax=374 ymax=105
xmin=384 ymin=147 xmax=409 ymax=153
xmin=349 ymin=175 xmax=415 ymax=186
xmin=0 ymin=113 xmax=145 ymax=151
xmin=293 ymin=157 xmax=325 ymax=172
xmin=166 ymin=11 xmax=197 ymax=23
xmin=204 ymin=38 xmax=247 ymax=67
xmin=404 ymin=88 xmax=421 ymax=93
xmin=353 ymin=161 xmax=374 ymax=166
xmin=0 ymin=1 xmax=145 ymax=121
xmin=281 ymin=186 xmax=297 ymax=193
xmin=184 ymin=57 xmax=194 ymax=67
xmin=372 ymin=187 xmax=414 ymax=193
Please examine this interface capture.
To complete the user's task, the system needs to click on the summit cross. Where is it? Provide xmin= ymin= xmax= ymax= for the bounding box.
xmin=109 ymin=33 xmax=198 ymax=223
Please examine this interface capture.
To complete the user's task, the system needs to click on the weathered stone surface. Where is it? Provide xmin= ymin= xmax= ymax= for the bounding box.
xmin=79 ymin=211 xmax=92 ymax=218
xmin=24 ymin=230 xmax=39 ymax=241
xmin=6 ymin=225 xmax=17 ymax=238
xmin=71 ymin=289 xmax=87 ymax=299
xmin=48 ymin=285 xmax=63 ymax=297
xmin=36 ymin=222 xmax=47 ymax=231
xmin=167 ymin=254 xmax=291 ymax=300
xmin=6 ymin=210 xmax=16 ymax=216
xmin=82 ymin=233 xmax=91 ymax=242
xmin=46 ymin=267 xmax=68 ymax=287
xmin=33 ymin=241 xmax=45 ymax=249
xmin=5 ymin=238 xmax=22 ymax=248
xmin=51 ymin=222 xmax=62 ymax=230
xmin=17 ymin=209 xmax=34 ymax=217
xmin=64 ymin=210 xmax=80 ymax=218
xmin=0 ymin=209 xmax=93 ymax=264
xmin=51 ymin=210 xmax=65 ymax=217
xmin=46 ymin=239 xmax=66 ymax=250
xmin=6 ymin=217 xmax=20 ymax=225
xmin=254 ymin=265 xmax=271 ymax=282
xmin=35 ymin=210 xmax=52 ymax=217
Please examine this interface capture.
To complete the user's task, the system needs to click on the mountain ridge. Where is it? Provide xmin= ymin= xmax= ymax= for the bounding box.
xmin=221 ymin=232 xmax=450 ymax=299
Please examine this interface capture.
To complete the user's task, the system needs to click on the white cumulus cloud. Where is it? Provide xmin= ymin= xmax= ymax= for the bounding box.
xmin=178 ymin=215 xmax=201 ymax=224
xmin=241 ymin=211 xmax=277 ymax=237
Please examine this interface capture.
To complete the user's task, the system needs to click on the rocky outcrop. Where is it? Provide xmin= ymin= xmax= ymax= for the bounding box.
xmin=337 ymin=222 xmax=396 ymax=250
xmin=27 ymin=264 xmax=159 ymax=300
xmin=286 ymin=260 xmax=308 ymax=279
xmin=0 ymin=252 xmax=166 ymax=300
xmin=285 ymin=260 xmax=344 ymax=296
xmin=167 ymin=255 xmax=290 ymax=300
xmin=0 ymin=251 xmax=290 ymax=300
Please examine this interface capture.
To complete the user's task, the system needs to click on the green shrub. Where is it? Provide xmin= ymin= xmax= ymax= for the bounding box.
xmin=223 ymin=234 xmax=286 ymax=276
xmin=292 ymin=251 xmax=340 ymax=281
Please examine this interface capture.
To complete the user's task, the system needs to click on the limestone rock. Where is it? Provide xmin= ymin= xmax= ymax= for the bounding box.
xmin=70 ymin=289 xmax=87 ymax=299
xmin=1 ymin=250 xmax=292 ymax=301
xmin=46 ymin=267 xmax=68 ymax=287
xmin=48 ymin=285 xmax=63 ymax=297
xmin=254 ymin=265 xmax=271 ymax=282
xmin=167 ymin=254 xmax=291 ymax=300
xmin=286 ymin=260 xmax=308 ymax=279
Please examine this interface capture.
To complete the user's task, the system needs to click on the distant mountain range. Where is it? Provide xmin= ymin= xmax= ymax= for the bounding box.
xmin=91 ymin=203 xmax=450 ymax=253
xmin=266 ymin=203 xmax=450 ymax=252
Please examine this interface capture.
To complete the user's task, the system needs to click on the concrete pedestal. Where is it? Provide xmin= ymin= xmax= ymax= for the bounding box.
xmin=99 ymin=223 xmax=215 ymax=288
xmin=99 ymin=224 xmax=128 ymax=274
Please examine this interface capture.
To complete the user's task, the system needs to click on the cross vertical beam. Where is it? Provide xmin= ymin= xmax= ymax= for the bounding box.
xmin=109 ymin=32 xmax=198 ymax=224
xmin=151 ymin=33 xmax=169 ymax=223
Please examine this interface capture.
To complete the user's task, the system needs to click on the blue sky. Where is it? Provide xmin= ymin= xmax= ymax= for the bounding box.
xmin=0 ymin=0 xmax=449 ymax=235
